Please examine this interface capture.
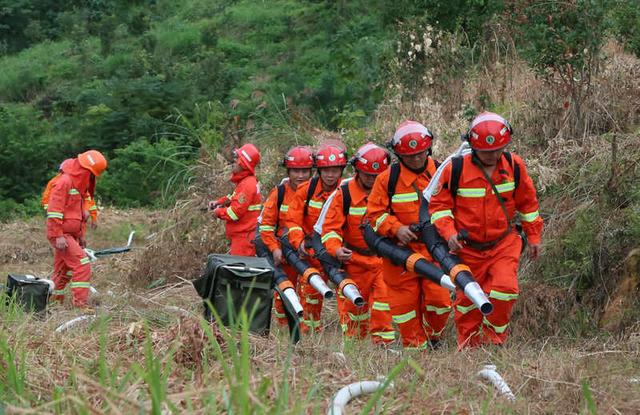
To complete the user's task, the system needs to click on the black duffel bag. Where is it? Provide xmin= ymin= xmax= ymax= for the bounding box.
xmin=193 ymin=254 xmax=274 ymax=334
xmin=5 ymin=274 xmax=50 ymax=313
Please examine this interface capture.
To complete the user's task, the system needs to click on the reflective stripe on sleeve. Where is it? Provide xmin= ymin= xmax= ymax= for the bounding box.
xmin=226 ymin=207 xmax=239 ymax=221
xmin=430 ymin=209 xmax=453 ymax=224
xmin=519 ymin=210 xmax=540 ymax=222
xmin=373 ymin=213 xmax=389 ymax=232
xmin=321 ymin=231 xmax=342 ymax=243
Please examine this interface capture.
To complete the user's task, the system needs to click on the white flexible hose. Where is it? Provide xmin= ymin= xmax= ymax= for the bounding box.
xmin=477 ymin=364 xmax=516 ymax=401
xmin=328 ymin=380 xmax=389 ymax=415
xmin=54 ymin=315 xmax=96 ymax=333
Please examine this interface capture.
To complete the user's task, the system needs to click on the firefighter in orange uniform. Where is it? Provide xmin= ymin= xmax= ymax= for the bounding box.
xmin=316 ymin=143 xmax=395 ymax=344
xmin=366 ymin=121 xmax=452 ymax=350
xmin=429 ymin=112 xmax=543 ymax=348
xmin=210 ymin=143 xmax=262 ymax=256
xmin=258 ymin=146 xmax=314 ymax=326
xmin=47 ymin=150 xmax=107 ymax=309
xmin=285 ymin=144 xmax=347 ymax=333
xmin=42 ymin=160 xmax=99 ymax=228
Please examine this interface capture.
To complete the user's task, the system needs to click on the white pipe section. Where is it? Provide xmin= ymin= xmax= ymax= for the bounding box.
xmin=84 ymin=248 xmax=98 ymax=262
xmin=477 ymin=364 xmax=516 ymax=402
xmin=309 ymin=274 xmax=333 ymax=299
xmin=281 ymin=287 xmax=304 ymax=317
xmin=341 ymin=284 xmax=365 ymax=307
xmin=126 ymin=231 xmax=135 ymax=247
xmin=463 ymin=282 xmax=493 ymax=315
xmin=54 ymin=315 xmax=96 ymax=333
xmin=328 ymin=380 xmax=389 ymax=415
xmin=439 ymin=274 xmax=456 ymax=291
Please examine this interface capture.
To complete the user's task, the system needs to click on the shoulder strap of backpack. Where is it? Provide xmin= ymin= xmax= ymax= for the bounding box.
xmin=341 ymin=182 xmax=351 ymax=217
xmin=450 ymin=156 xmax=464 ymax=198
xmin=275 ymin=184 xmax=286 ymax=229
xmin=387 ymin=162 xmax=401 ymax=214
xmin=502 ymin=152 xmax=520 ymax=191
xmin=303 ymin=176 xmax=320 ymax=218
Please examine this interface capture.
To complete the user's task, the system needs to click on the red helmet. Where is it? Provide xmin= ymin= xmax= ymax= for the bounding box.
xmin=78 ymin=150 xmax=108 ymax=177
xmin=390 ymin=120 xmax=433 ymax=155
xmin=283 ymin=146 xmax=314 ymax=169
xmin=315 ymin=145 xmax=347 ymax=168
xmin=466 ymin=112 xmax=512 ymax=151
xmin=235 ymin=143 xmax=261 ymax=173
xmin=351 ymin=142 xmax=389 ymax=175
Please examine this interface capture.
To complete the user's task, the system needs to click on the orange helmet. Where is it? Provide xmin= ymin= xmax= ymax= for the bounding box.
xmin=282 ymin=146 xmax=314 ymax=169
xmin=465 ymin=112 xmax=512 ymax=151
xmin=78 ymin=150 xmax=108 ymax=177
xmin=235 ymin=143 xmax=261 ymax=173
xmin=351 ymin=142 xmax=389 ymax=175
xmin=389 ymin=120 xmax=433 ymax=155
xmin=315 ymin=145 xmax=347 ymax=168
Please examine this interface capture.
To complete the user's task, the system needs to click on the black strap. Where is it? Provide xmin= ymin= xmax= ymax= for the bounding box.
xmin=341 ymin=182 xmax=351 ymax=217
xmin=275 ymin=183 xmax=286 ymax=229
xmin=502 ymin=152 xmax=520 ymax=195
xmin=449 ymin=156 xmax=463 ymax=197
xmin=387 ymin=162 xmax=401 ymax=214
xmin=303 ymin=176 xmax=320 ymax=218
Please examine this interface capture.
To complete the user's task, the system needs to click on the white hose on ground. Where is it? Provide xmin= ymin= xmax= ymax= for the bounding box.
xmin=477 ymin=364 xmax=516 ymax=401
xmin=328 ymin=380 xmax=390 ymax=415
xmin=54 ymin=315 xmax=97 ymax=333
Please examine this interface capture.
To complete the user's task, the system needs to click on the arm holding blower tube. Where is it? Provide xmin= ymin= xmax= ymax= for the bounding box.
xmin=307 ymin=233 xmax=365 ymax=308
xmin=254 ymin=235 xmax=303 ymax=342
xmin=362 ymin=220 xmax=492 ymax=316
xmin=417 ymin=197 xmax=493 ymax=315
xmin=279 ymin=234 xmax=334 ymax=300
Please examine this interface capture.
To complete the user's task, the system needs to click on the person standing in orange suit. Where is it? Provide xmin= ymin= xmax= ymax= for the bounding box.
xmin=210 ymin=143 xmax=262 ymax=256
xmin=429 ymin=112 xmax=543 ymax=348
xmin=366 ymin=121 xmax=452 ymax=350
xmin=257 ymin=146 xmax=314 ymax=326
xmin=47 ymin=150 xmax=107 ymax=310
xmin=316 ymin=142 xmax=395 ymax=344
xmin=284 ymin=144 xmax=347 ymax=333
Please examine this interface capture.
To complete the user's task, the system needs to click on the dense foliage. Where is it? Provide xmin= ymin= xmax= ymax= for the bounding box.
xmin=1 ymin=0 xmax=639 ymax=220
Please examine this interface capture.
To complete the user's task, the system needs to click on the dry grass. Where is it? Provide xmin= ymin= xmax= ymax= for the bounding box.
xmin=2 ymin=210 xmax=640 ymax=414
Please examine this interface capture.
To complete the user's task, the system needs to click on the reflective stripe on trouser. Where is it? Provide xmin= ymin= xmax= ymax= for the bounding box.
xmin=272 ymin=264 xmax=298 ymax=327
xmin=454 ymin=232 xmax=521 ymax=349
xmin=337 ymin=259 xmax=395 ymax=344
xmin=228 ymin=230 xmax=256 ymax=256
xmin=50 ymin=234 xmax=92 ymax=307
xmin=297 ymin=259 xmax=326 ymax=333
xmin=382 ymin=259 xmax=451 ymax=348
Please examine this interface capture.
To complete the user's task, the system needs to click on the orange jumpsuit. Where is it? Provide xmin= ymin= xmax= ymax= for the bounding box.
xmin=43 ymin=173 xmax=98 ymax=224
xmin=429 ymin=153 xmax=543 ymax=348
xmin=284 ymin=177 xmax=337 ymax=333
xmin=214 ymin=170 xmax=262 ymax=256
xmin=317 ymin=179 xmax=395 ymax=344
xmin=258 ymin=181 xmax=302 ymax=326
xmin=366 ymin=159 xmax=452 ymax=350
xmin=46 ymin=159 xmax=94 ymax=307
